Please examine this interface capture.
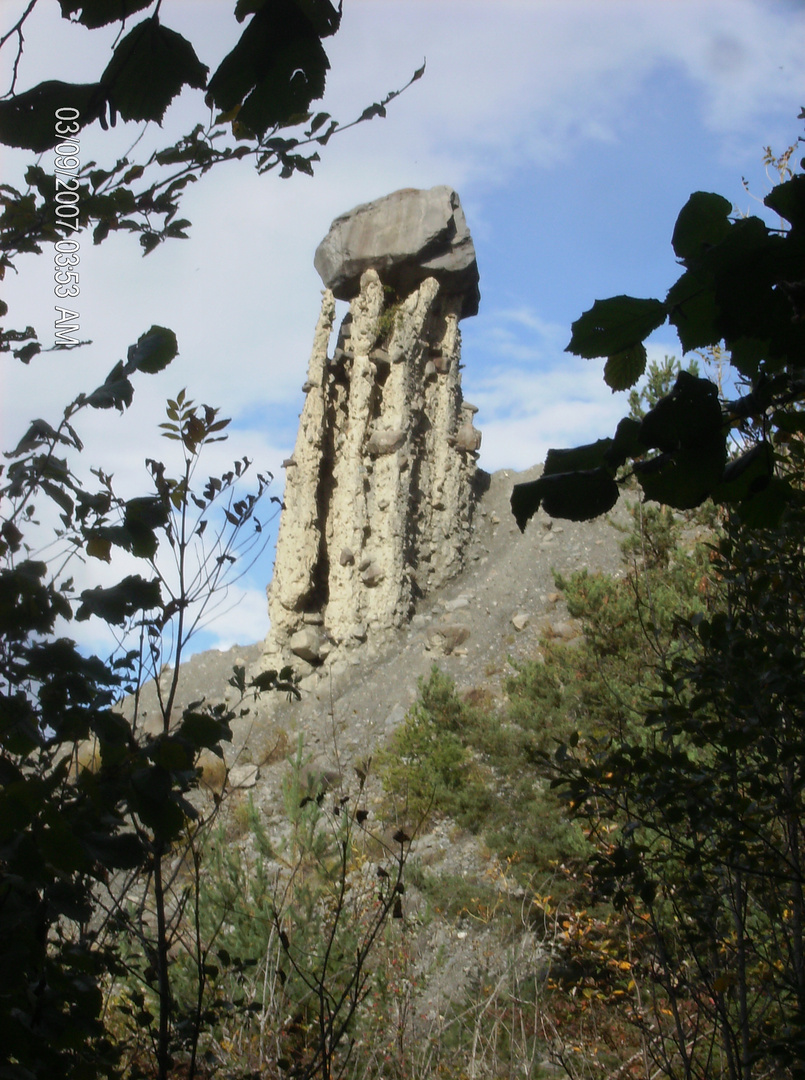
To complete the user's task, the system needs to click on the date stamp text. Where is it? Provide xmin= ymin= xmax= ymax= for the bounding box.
xmin=53 ymin=107 xmax=81 ymax=345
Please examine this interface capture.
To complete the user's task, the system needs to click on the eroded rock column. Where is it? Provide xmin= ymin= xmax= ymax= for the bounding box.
xmin=261 ymin=187 xmax=482 ymax=681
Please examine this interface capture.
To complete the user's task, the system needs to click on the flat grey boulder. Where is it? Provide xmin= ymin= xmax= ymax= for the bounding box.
xmin=314 ymin=186 xmax=480 ymax=319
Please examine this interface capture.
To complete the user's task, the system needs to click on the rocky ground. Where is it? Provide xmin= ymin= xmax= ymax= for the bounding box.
xmin=139 ymin=462 xmax=631 ymax=784
xmin=128 ymin=463 xmax=634 ymax=1053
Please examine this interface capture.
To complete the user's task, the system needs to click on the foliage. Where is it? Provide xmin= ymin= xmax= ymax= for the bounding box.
xmin=376 ymin=667 xmax=492 ymax=832
xmin=506 ymin=131 xmax=805 ymax=1074
xmin=628 ymin=354 xmax=700 ymax=421
xmin=511 ymin=117 xmax=805 ymax=527
xmin=547 ymin=481 xmax=805 ymax=1079
xmin=0 ymin=0 xmax=424 ymax=361
xmin=119 ymin=745 xmax=410 ymax=1080
xmin=380 ymin=495 xmax=713 ymax=900
xmin=0 ymin=6 xmax=424 ymax=1076
xmin=376 ymin=286 xmax=404 ymax=345
xmin=373 ymin=498 xmax=739 ymax=1076
xmin=0 ymin=339 xmax=299 ymax=1079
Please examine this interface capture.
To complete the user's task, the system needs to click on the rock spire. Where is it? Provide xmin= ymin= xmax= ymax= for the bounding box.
xmin=261 ymin=186 xmax=482 ymax=683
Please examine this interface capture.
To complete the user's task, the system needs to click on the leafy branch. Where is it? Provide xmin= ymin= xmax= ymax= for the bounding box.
xmin=512 ymin=124 xmax=805 ymax=529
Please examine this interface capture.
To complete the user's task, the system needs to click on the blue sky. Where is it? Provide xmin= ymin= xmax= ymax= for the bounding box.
xmin=1 ymin=0 xmax=803 ymax=655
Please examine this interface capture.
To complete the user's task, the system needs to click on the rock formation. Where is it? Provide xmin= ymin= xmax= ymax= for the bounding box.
xmin=260 ymin=186 xmax=482 ymax=682
xmin=314 ymin=185 xmax=480 ymax=318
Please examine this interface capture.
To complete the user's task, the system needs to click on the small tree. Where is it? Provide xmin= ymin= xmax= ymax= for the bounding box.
xmin=0 ymin=334 xmax=298 ymax=1079
xmin=519 ymin=126 xmax=805 ymax=1079
xmin=548 ymin=483 xmax=805 ymax=1079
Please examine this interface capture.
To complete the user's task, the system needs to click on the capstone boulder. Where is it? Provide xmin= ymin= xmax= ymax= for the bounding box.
xmin=314 ymin=186 xmax=480 ymax=318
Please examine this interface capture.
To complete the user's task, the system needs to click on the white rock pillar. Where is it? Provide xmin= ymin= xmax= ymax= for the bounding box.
xmin=261 ymin=186 xmax=482 ymax=674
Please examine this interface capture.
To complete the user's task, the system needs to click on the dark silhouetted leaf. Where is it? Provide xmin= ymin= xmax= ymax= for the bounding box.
xmin=711 ymin=442 xmax=774 ymax=504
xmin=511 ymin=468 xmax=619 ymax=529
xmin=58 ymin=0 xmax=152 ymax=28
xmin=567 ymin=295 xmax=666 ymax=359
xmin=671 ymin=191 xmax=732 ymax=263
xmin=123 ymin=495 xmax=170 ymax=558
xmin=86 ymin=534 xmax=112 ymax=562
xmin=126 ymin=326 xmax=178 ymax=374
xmin=635 ymin=440 xmax=727 ymax=510
xmin=665 ymin=265 xmax=722 ymax=355
xmin=0 ymin=81 xmax=103 ymax=151
xmin=732 ymin=474 xmax=791 ymax=528
xmin=764 ymin=173 xmax=805 ymax=231
xmin=84 ymin=360 xmax=134 ymax=411
xmin=14 ymin=342 xmax=41 ymax=365
xmin=76 ymin=575 xmax=161 ymax=624
xmin=607 ymin=417 xmax=644 ymax=468
xmin=638 ymin=371 xmax=722 ymax=452
xmin=207 ymin=2 xmax=329 ymax=135
xmin=179 ymin=711 xmax=231 ymax=752
xmin=101 ymin=19 xmax=208 ymax=124
xmin=543 ymin=439 xmax=615 ymax=477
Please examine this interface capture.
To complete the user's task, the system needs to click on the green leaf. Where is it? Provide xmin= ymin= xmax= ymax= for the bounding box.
xmin=764 ymin=173 xmax=805 ymax=231
xmin=86 ymin=534 xmax=112 ymax=562
xmin=566 ymin=296 xmax=666 ymax=359
xmin=671 ymin=191 xmax=732 ymax=263
xmin=76 ymin=575 xmax=161 ymax=625
xmin=0 ymin=81 xmax=102 ymax=151
xmin=635 ymin=440 xmax=727 ymax=510
xmin=207 ymin=4 xmax=329 ymax=135
xmin=604 ymin=343 xmax=647 ymax=391
xmin=511 ymin=468 xmax=619 ymax=529
xmin=638 ymin=371 xmax=722 ymax=452
xmin=242 ymin=37 xmax=329 ymax=135
xmin=665 ymin=265 xmax=722 ymax=355
xmin=58 ymin=0 xmax=152 ymax=28
xmin=101 ymin=19 xmax=208 ymax=124
xmin=126 ymin=326 xmax=178 ymax=374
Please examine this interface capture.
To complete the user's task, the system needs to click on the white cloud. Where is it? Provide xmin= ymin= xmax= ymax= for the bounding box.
xmin=471 ymin=355 xmax=629 ymax=472
xmin=187 ymin=583 xmax=271 ymax=654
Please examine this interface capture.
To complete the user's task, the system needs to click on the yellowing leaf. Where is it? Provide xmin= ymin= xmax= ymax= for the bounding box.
xmin=86 ymin=535 xmax=112 ymax=562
